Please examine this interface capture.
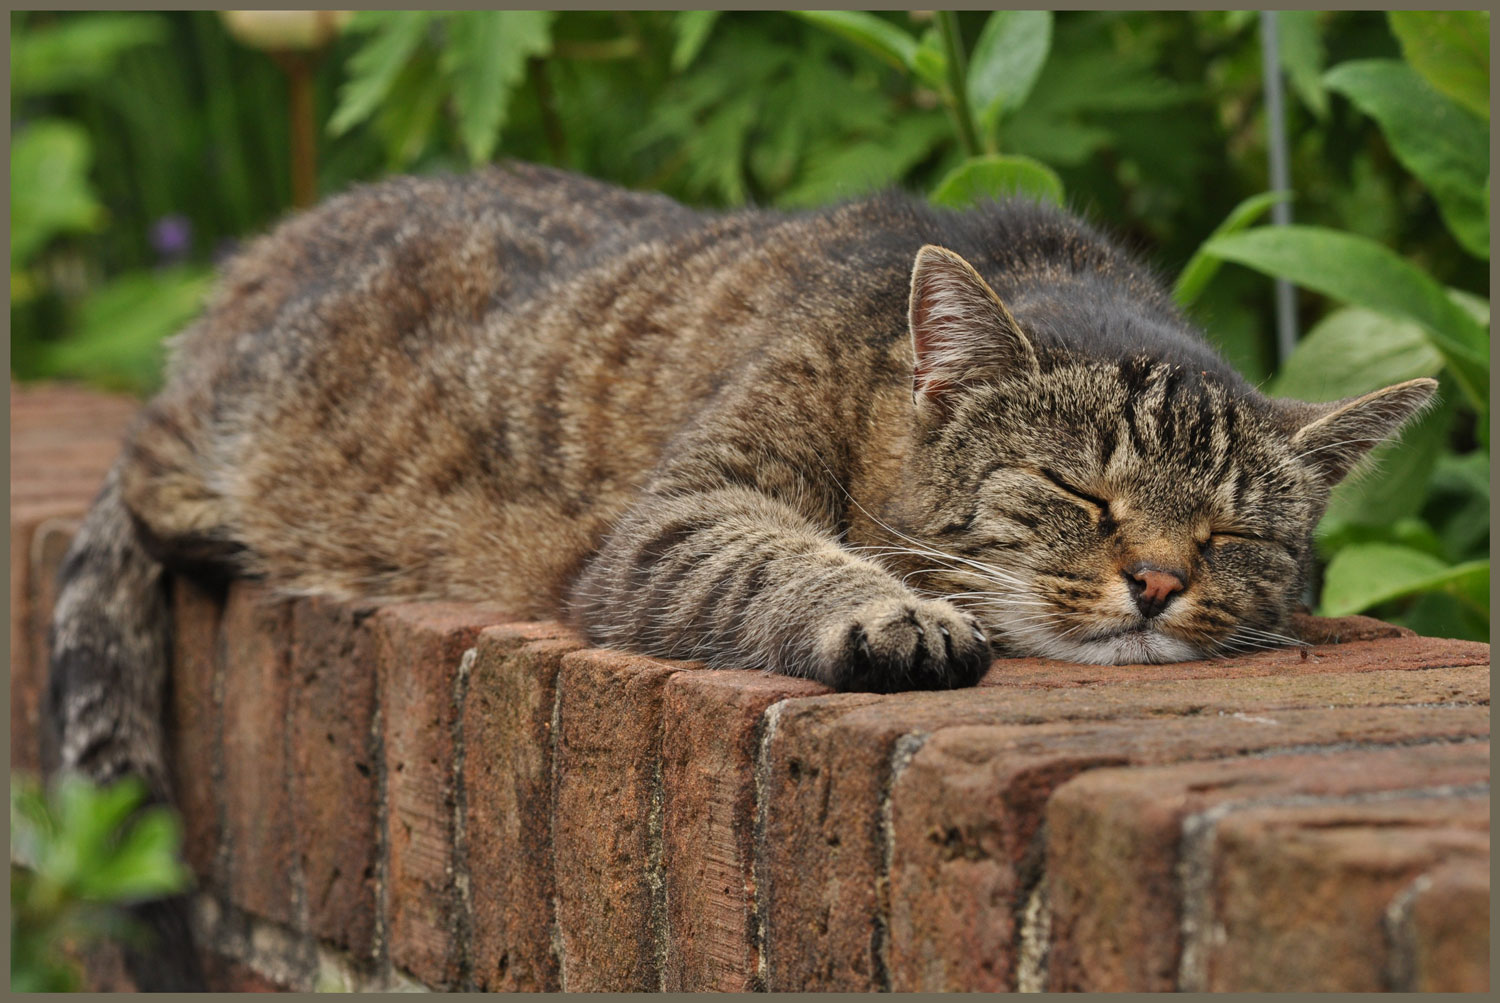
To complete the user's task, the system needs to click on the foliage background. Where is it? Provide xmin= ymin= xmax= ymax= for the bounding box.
xmin=9 ymin=10 xmax=1489 ymax=640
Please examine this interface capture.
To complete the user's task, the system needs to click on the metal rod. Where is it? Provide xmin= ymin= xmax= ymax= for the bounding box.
xmin=1259 ymin=11 xmax=1298 ymax=364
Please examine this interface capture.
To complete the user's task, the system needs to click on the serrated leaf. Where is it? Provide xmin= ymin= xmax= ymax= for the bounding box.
xmin=1324 ymin=60 xmax=1488 ymax=259
xmin=1175 ymin=190 xmax=1292 ymax=308
xmin=442 ymin=11 xmax=554 ymax=164
xmin=791 ymin=10 xmax=918 ymax=74
xmin=778 ymin=115 xmax=950 ymax=208
xmin=930 ymin=154 xmax=1064 ymax=209
xmin=1319 ymin=543 xmax=1488 ymax=619
xmin=372 ymin=50 xmax=447 ymax=169
xmin=1202 ymin=226 xmax=1489 ymax=410
xmin=9 ymin=121 xmax=106 ymax=266
xmin=671 ymin=10 xmax=720 ymax=72
xmin=967 ymin=11 xmax=1052 ymax=131
xmin=329 ymin=11 xmax=433 ymax=137
xmin=1388 ymin=10 xmax=1489 ymax=120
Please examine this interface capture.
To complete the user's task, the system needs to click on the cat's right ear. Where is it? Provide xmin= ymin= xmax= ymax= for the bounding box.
xmin=909 ymin=245 xmax=1038 ymax=418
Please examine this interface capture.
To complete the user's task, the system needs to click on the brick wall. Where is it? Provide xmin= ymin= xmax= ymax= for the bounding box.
xmin=10 ymin=384 xmax=1491 ymax=992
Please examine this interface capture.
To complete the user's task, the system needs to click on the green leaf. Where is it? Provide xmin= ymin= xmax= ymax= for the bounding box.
xmin=9 ymin=121 xmax=106 ymax=266
xmin=372 ymin=50 xmax=448 ymax=169
xmin=43 ymin=267 xmax=214 ymax=395
xmin=1267 ymin=306 xmax=1443 ymax=402
xmin=1202 ymin=226 xmax=1489 ymax=411
xmin=910 ymin=26 xmax=947 ymax=91
xmin=1174 ymin=190 xmax=1291 ymax=309
xmin=1324 ymin=60 xmax=1489 ymax=259
xmin=1388 ymin=11 xmax=1489 ymax=120
xmin=966 ymin=11 xmax=1052 ymax=131
xmin=1277 ymin=11 xmax=1328 ymax=119
xmin=791 ymin=10 xmax=918 ymax=74
xmin=930 ymin=154 xmax=1064 ymax=209
xmin=778 ymin=115 xmax=950 ymax=209
xmin=671 ymin=11 xmax=721 ymax=72
xmin=10 ymin=13 xmax=167 ymax=96
xmin=1319 ymin=543 xmax=1489 ymax=619
xmin=441 ymin=11 xmax=555 ymax=164
xmin=329 ymin=11 xmax=433 ymax=137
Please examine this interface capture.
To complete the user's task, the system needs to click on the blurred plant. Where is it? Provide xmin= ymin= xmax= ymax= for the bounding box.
xmin=11 ymin=774 xmax=191 ymax=992
xmin=1194 ymin=10 xmax=1489 ymax=638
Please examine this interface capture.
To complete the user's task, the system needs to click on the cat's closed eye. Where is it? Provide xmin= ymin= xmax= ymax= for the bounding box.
xmin=1037 ymin=467 xmax=1110 ymax=512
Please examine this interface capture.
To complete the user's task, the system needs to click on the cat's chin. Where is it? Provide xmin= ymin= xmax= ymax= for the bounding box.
xmin=1019 ymin=627 xmax=1203 ymax=666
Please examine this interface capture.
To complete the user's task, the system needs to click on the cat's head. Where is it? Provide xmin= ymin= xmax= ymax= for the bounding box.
xmin=891 ymin=244 xmax=1436 ymax=665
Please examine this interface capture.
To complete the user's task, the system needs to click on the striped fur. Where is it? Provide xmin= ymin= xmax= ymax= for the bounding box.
xmin=47 ymin=164 xmax=1434 ymax=970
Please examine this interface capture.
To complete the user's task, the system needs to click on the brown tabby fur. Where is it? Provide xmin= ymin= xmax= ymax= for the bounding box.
xmin=46 ymin=162 xmax=1434 ymax=988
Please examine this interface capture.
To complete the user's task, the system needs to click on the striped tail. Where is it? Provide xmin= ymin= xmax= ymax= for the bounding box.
xmin=43 ymin=462 xmax=206 ymax=991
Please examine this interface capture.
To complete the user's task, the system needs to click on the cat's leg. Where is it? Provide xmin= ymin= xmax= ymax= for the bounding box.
xmin=569 ymin=484 xmax=991 ymax=692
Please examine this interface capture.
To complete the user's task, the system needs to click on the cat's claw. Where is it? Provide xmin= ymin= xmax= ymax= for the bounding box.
xmin=824 ymin=597 xmax=991 ymax=693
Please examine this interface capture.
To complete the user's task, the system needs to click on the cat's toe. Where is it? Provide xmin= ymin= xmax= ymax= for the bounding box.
xmin=825 ymin=598 xmax=991 ymax=693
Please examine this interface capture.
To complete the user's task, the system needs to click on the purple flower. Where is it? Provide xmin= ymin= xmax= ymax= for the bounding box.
xmin=150 ymin=214 xmax=192 ymax=263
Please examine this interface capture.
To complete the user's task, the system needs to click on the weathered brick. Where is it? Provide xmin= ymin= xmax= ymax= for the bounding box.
xmin=660 ymin=670 xmax=829 ymax=992
xmin=220 ymin=583 xmax=298 ymax=925
xmin=885 ymin=706 xmax=1489 ymax=991
xmin=168 ymin=577 xmax=226 ymax=885
xmin=288 ymin=596 xmax=381 ymax=957
xmin=1290 ymin=611 xmax=1412 ymax=643
xmin=1396 ymin=856 xmax=1491 ymax=992
xmin=377 ymin=601 xmax=511 ymax=988
xmin=1203 ymin=795 xmax=1489 ymax=991
xmin=551 ymin=648 xmax=689 ymax=991
xmin=759 ymin=658 xmax=1487 ymax=993
xmin=1045 ymin=741 xmax=1490 ymax=991
xmin=463 ymin=623 xmax=585 ymax=992
xmin=978 ymin=633 xmax=1487 ymax=690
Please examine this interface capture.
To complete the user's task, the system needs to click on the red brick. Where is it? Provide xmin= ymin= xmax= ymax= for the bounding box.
xmin=660 ymin=670 xmax=829 ymax=992
xmin=1204 ymin=796 xmax=1488 ymax=991
xmin=220 ymin=582 xmax=298 ymax=925
xmin=377 ymin=601 xmax=512 ymax=989
xmin=1290 ymin=611 xmax=1412 ymax=643
xmin=759 ymin=655 xmax=1487 ymax=993
xmin=978 ymin=634 xmax=1487 ymax=690
xmin=202 ymin=953 xmax=292 ymax=992
xmin=1398 ymin=856 xmax=1491 ymax=992
xmin=1045 ymin=741 xmax=1490 ymax=991
xmin=463 ymin=623 xmax=585 ymax=991
xmin=885 ymin=706 xmax=1488 ymax=991
xmin=288 ymin=596 xmax=381 ymax=958
xmin=551 ymin=648 xmax=689 ymax=991
xmin=168 ymin=577 xmax=225 ymax=885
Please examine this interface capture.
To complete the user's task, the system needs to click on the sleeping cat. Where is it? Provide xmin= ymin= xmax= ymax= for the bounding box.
xmin=46 ymin=162 xmax=1430 ymax=985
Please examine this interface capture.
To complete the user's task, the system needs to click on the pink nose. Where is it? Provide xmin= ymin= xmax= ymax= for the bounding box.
xmin=1133 ymin=569 xmax=1184 ymax=604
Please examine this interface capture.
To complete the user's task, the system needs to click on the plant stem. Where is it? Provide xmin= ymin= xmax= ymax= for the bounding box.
xmin=937 ymin=11 xmax=981 ymax=157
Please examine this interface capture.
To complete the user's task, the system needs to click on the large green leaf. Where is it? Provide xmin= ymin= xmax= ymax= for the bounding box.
xmin=329 ymin=11 xmax=433 ymax=136
xmin=441 ymin=11 xmax=554 ymax=164
xmin=1203 ymin=226 xmax=1489 ymax=410
xmin=966 ymin=11 xmax=1052 ymax=132
xmin=9 ymin=121 xmax=106 ymax=266
xmin=1174 ymin=190 xmax=1291 ymax=309
xmin=930 ymin=154 xmax=1064 ymax=209
xmin=1319 ymin=542 xmax=1488 ymax=620
xmin=1387 ymin=10 xmax=1489 ymax=120
xmin=1267 ymin=306 xmax=1443 ymax=402
xmin=1324 ymin=60 xmax=1488 ymax=259
xmin=790 ymin=11 xmax=917 ymax=74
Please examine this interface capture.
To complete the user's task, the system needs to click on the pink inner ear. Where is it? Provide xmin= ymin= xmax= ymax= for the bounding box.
xmin=911 ymin=259 xmax=994 ymax=398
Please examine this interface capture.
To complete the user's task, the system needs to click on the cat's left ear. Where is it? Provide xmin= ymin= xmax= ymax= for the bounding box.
xmin=909 ymin=245 xmax=1039 ymax=417
xmin=1281 ymin=378 xmax=1439 ymax=486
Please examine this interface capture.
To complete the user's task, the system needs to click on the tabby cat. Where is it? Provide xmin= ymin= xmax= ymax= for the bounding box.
xmin=46 ymin=163 xmax=1430 ymax=987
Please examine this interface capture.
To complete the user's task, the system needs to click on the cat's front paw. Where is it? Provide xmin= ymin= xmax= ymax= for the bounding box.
xmin=819 ymin=598 xmax=992 ymax=693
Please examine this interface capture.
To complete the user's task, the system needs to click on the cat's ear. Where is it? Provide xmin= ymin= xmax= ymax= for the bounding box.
xmin=1281 ymin=378 xmax=1439 ymax=486
xmin=909 ymin=244 xmax=1038 ymax=416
